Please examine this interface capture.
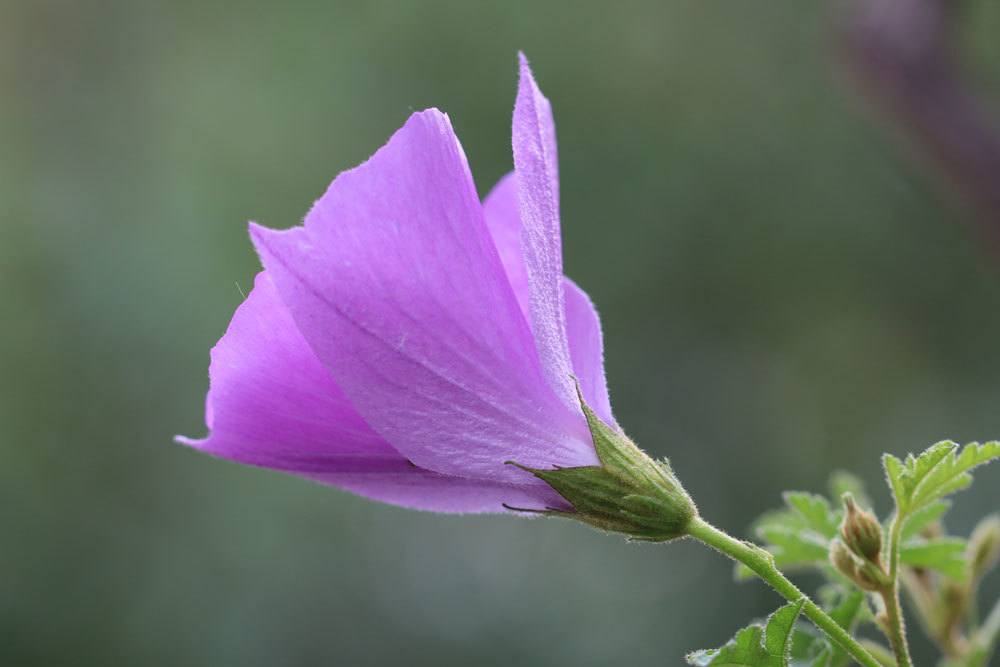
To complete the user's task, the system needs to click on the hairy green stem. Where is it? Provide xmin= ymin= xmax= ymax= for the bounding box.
xmin=688 ymin=517 xmax=881 ymax=667
xmin=882 ymin=513 xmax=914 ymax=667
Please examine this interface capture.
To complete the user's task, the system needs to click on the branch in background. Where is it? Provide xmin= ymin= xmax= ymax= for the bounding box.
xmin=838 ymin=0 xmax=1000 ymax=241
xmin=969 ymin=598 xmax=1000 ymax=665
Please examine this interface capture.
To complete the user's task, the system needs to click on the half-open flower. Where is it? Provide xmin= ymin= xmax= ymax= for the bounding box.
xmin=180 ymin=56 xmax=695 ymax=538
xmin=179 ymin=56 xmax=615 ymax=513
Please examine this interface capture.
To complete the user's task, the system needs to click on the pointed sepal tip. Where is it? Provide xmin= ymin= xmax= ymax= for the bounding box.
xmin=508 ymin=384 xmax=696 ymax=542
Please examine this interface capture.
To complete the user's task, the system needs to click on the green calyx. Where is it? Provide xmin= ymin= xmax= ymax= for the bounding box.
xmin=508 ymin=387 xmax=697 ymax=542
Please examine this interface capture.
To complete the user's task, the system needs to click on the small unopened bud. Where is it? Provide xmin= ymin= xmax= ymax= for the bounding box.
xmin=840 ymin=493 xmax=883 ymax=563
xmin=968 ymin=515 xmax=1000 ymax=582
xmin=831 ymin=538 xmax=859 ymax=578
xmin=830 ymin=538 xmax=888 ymax=591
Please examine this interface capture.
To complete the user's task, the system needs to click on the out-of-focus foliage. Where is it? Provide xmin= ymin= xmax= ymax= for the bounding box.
xmin=747 ymin=447 xmax=999 ymax=666
xmin=743 ymin=470 xmax=981 ymax=583
xmin=2 ymin=1 xmax=999 ymax=665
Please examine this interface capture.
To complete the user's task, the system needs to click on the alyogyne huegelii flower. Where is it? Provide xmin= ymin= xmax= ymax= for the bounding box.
xmin=178 ymin=54 xmax=694 ymax=541
xmin=179 ymin=57 xmax=904 ymax=667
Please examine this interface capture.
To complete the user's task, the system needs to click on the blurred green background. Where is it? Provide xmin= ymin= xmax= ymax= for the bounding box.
xmin=3 ymin=1 xmax=999 ymax=665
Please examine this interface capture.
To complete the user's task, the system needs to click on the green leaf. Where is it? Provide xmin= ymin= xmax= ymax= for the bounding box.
xmin=900 ymin=499 xmax=951 ymax=541
xmin=737 ymin=492 xmax=841 ymax=579
xmin=687 ymin=600 xmax=804 ymax=666
xmin=784 ymin=492 xmax=840 ymax=537
xmin=828 ymin=471 xmax=872 ymax=512
xmin=883 ymin=441 xmax=1000 ymax=516
xmin=757 ymin=522 xmax=830 ymax=565
xmin=827 ymin=589 xmax=866 ymax=632
xmin=789 ymin=629 xmax=833 ymax=667
xmin=900 ymin=537 xmax=968 ymax=581
xmin=790 ymin=589 xmax=867 ymax=667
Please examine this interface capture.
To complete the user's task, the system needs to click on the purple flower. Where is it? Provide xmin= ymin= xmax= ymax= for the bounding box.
xmin=179 ymin=55 xmax=615 ymax=514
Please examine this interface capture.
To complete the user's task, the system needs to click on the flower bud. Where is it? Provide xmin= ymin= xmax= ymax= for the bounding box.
xmin=830 ymin=538 xmax=859 ymax=579
xmin=840 ymin=493 xmax=883 ymax=563
xmin=510 ymin=387 xmax=697 ymax=542
xmin=830 ymin=538 xmax=887 ymax=591
xmin=967 ymin=514 xmax=1000 ymax=582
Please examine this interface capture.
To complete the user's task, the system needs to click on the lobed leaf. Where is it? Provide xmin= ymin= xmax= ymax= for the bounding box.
xmin=900 ymin=499 xmax=951 ymax=541
xmin=827 ymin=471 xmax=873 ymax=513
xmin=784 ymin=492 xmax=840 ymax=537
xmin=739 ymin=492 xmax=842 ymax=579
xmin=790 ymin=589 xmax=867 ymax=667
xmin=687 ymin=600 xmax=805 ymax=666
xmin=899 ymin=537 xmax=968 ymax=581
xmin=883 ymin=441 xmax=1000 ymax=516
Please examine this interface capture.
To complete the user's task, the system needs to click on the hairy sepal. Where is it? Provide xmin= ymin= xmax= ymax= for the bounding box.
xmin=510 ymin=385 xmax=696 ymax=542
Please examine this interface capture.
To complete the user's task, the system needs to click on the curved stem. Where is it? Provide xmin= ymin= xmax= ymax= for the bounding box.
xmin=687 ymin=517 xmax=882 ymax=667
xmin=980 ymin=597 xmax=1000 ymax=648
xmin=967 ymin=596 xmax=1000 ymax=664
xmin=882 ymin=513 xmax=914 ymax=667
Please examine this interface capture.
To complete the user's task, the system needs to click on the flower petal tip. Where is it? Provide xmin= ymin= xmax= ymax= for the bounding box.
xmin=394 ymin=108 xmax=455 ymax=145
xmin=517 ymin=53 xmax=544 ymax=98
xmin=247 ymin=220 xmax=277 ymax=245
xmin=248 ymin=222 xmax=310 ymax=272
